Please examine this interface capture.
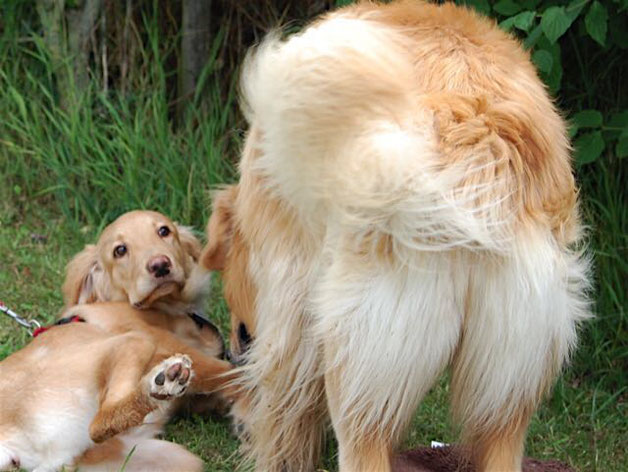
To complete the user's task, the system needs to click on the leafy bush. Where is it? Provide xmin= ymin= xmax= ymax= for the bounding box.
xmin=458 ymin=0 xmax=628 ymax=166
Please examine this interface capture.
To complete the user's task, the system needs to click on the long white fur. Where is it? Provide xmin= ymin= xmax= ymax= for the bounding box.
xmin=236 ymin=245 xmax=327 ymax=469
xmin=242 ymin=17 xmax=514 ymax=255
xmin=452 ymin=230 xmax=591 ymax=433
xmin=313 ymin=243 xmax=465 ymax=449
xmin=237 ymin=10 xmax=591 ymax=472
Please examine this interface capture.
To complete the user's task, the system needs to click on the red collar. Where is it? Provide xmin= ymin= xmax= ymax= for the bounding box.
xmin=33 ymin=315 xmax=85 ymax=338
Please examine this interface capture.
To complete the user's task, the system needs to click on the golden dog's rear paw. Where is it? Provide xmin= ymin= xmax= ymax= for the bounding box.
xmin=149 ymin=354 xmax=193 ymax=400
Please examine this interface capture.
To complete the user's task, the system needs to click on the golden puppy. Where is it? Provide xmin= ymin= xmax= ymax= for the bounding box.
xmin=63 ymin=209 xmax=228 ymax=361
xmin=201 ymin=2 xmax=591 ymax=472
xmin=63 ymin=210 xmax=208 ymax=316
xmin=0 ymin=210 xmax=234 ymax=471
xmin=0 ymin=302 xmax=238 ymax=472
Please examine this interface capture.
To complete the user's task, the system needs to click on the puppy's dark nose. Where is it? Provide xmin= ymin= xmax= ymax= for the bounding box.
xmin=147 ymin=255 xmax=171 ymax=278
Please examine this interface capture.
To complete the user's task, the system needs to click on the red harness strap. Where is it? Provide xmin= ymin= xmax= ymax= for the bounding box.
xmin=33 ymin=315 xmax=84 ymax=338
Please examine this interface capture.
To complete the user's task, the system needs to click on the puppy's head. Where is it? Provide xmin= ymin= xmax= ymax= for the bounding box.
xmin=201 ymin=186 xmax=256 ymax=365
xmin=63 ymin=210 xmax=202 ymax=309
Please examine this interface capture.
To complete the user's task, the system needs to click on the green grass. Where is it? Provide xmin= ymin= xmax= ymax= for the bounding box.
xmin=1 ymin=208 xmax=626 ymax=471
xmin=0 ymin=0 xmax=626 ymax=470
xmin=2 ymin=154 xmax=627 ymax=471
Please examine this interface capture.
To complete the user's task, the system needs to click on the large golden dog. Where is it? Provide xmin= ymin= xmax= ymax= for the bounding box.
xmin=202 ymin=1 xmax=591 ymax=471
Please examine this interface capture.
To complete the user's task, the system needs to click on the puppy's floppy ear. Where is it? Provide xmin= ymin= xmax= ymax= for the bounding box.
xmin=200 ymin=185 xmax=237 ymax=271
xmin=62 ymin=244 xmax=108 ymax=306
xmin=176 ymin=225 xmax=203 ymax=262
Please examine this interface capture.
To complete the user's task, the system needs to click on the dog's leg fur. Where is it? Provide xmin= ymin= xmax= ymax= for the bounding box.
xmin=77 ymin=436 xmax=203 ymax=472
xmin=89 ymin=335 xmax=192 ymax=443
xmin=236 ymin=247 xmax=327 ymax=472
xmin=315 ymin=242 xmax=465 ymax=472
xmin=89 ymin=333 xmax=159 ymax=442
xmin=181 ymin=352 xmax=238 ymax=399
xmin=451 ymin=235 xmax=590 ymax=472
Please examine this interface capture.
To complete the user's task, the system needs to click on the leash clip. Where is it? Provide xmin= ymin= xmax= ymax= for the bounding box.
xmin=0 ymin=301 xmax=41 ymax=336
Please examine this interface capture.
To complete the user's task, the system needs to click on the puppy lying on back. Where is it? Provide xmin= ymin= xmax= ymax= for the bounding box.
xmin=63 ymin=210 xmax=208 ymax=316
xmin=0 ymin=211 xmax=236 ymax=471
xmin=0 ymin=302 xmax=237 ymax=472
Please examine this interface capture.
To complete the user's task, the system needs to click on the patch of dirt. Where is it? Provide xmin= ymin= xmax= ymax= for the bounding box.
xmin=393 ymin=446 xmax=574 ymax=472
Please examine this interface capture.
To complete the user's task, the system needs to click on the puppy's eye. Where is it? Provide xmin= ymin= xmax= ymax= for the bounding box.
xmin=157 ymin=226 xmax=170 ymax=237
xmin=113 ymin=244 xmax=127 ymax=258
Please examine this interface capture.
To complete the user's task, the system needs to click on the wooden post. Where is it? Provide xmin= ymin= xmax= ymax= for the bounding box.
xmin=179 ymin=0 xmax=212 ymax=121
xmin=36 ymin=0 xmax=103 ymax=109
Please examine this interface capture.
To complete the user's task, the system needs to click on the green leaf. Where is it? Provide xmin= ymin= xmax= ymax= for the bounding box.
xmin=574 ymin=131 xmax=605 ymax=165
xmin=535 ymin=36 xmax=563 ymax=94
xmin=335 ymin=0 xmax=354 ymax=6
xmin=459 ymin=0 xmax=491 ymax=15
xmin=565 ymin=0 xmax=587 ymax=22
xmin=519 ymin=0 xmax=541 ymax=9
xmin=572 ymin=109 xmax=603 ymax=129
xmin=523 ymin=24 xmax=543 ymax=49
xmin=541 ymin=6 xmax=573 ymax=43
xmin=617 ymin=136 xmax=628 ymax=158
xmin=500 ymin=17 xmax=517 ymax=31
xmin=568 ymin=124 xmax=579 ymax=139
xmin=13 ymin=185 xmax=22 ymax=196
xmin=500 ymin=10 xmax=536 ymax=33
xmin=606 ymin=111 xmax=628 ymax=139
xmin=585 ymin=1 xmax=608 ymax=46
xmin=532 ymin=49 xmax=553 ymax=73
xmin=493 ymin=0 xmax=522 ymax=16
xmin=513 ymin=11 xmax=536 ymax=31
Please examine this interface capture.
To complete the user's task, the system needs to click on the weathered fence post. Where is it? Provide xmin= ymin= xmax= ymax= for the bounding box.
xmin=36 ymin=0 xmax=103 ymax=109
xmin=179 ymin=0 xmax=212 ymax=121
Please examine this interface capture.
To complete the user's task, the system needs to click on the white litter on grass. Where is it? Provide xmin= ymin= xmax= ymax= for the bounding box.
xmin=430 ymin=441 xmax=449 ymax=448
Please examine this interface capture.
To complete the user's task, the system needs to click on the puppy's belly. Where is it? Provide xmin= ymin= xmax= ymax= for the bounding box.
xmin=4 ymin=387 xmax=98 ymax=471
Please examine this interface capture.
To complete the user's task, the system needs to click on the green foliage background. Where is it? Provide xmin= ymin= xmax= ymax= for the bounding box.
xmin=459 ymin=0 xmax=628 ymax=165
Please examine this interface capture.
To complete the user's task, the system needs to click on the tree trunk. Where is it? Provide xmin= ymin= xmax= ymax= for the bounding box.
xmin=179 ymin=0 xmax=212 ymax=121
xmin=36 ymin=0 xmax=103 ymax=109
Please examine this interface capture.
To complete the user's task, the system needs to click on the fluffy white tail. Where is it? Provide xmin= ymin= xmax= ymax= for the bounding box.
xmin=242 ymin=16 xmax=517 ymax=254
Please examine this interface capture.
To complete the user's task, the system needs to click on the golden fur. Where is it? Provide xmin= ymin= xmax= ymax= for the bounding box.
xmin=0 ymin=302 xmax=236 ymax=471
xmin=203 ymin=1 xmax=591 ymax=471
xmin=63 ymin=210 xmax=207 ymax=315
xmin=1 ymin=211 xmax=236 ymax=472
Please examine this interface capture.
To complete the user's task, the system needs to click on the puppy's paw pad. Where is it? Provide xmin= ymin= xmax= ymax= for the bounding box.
xmin=149 ymin=354 xmax=193 ymax=400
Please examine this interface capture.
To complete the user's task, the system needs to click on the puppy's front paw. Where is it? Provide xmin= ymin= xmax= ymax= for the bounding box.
xmin=148 ymin=354 xmax=193 ymax=400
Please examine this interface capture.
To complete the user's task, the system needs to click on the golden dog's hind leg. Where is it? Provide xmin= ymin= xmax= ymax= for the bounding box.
xmin=469 ymin=415 xmax=531 ymax=472
xmin=316 ymin=249 xmax=464 ymax=472
xmin=451 ymin=243 xmax=589 ymax=472
xmin=325 ymin=364 xmax=393 ymax=472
